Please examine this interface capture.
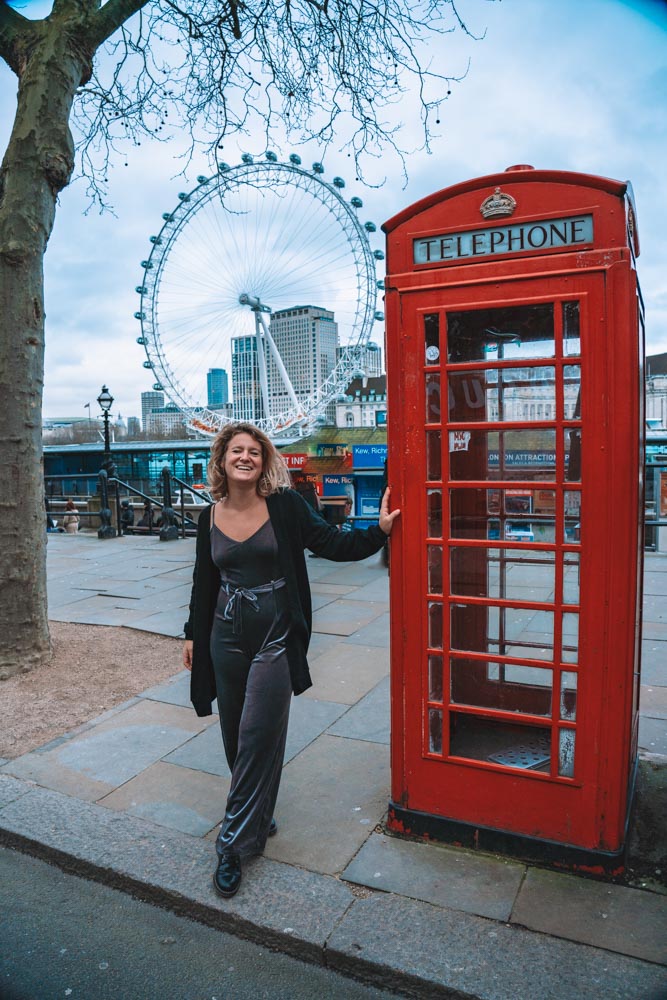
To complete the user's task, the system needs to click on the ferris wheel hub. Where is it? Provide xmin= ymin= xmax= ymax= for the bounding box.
xmin=239 ymin=293 xmax=271 ymax=313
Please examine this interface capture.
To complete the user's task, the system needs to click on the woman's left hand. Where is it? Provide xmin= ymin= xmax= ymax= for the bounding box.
xmin=379 ymin=487 xmax=401 ymax=536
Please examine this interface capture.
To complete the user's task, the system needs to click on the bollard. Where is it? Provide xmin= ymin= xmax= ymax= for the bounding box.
xmin=97 ymin=470 xmax=117 ymax=539
xmin=159 ymin=467 xmax=179 ymax=541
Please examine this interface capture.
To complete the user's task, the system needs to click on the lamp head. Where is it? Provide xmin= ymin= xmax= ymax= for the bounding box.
xmin=97 ymin=386 xmax=114 ymax=411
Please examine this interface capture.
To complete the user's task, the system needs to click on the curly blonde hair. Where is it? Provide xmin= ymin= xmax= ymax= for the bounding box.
xmin=207 ymin=422 xmax=292 ymax=500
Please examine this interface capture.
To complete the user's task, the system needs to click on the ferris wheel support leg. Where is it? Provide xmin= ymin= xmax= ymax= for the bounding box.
xmin=257 ymin=313 xmax=303 ymax=417
xmin=253 ymin=310 xmax=271 ymax=423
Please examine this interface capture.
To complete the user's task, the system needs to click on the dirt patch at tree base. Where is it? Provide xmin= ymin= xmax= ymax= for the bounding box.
xmin=0 ymin=622 xmax=183 ymax=760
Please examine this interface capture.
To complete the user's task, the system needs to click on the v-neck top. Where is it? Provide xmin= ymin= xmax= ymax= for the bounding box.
xmin=210 ymin=517 xmax=281 ymax=588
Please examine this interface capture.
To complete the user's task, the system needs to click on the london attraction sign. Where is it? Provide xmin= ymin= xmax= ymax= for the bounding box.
xmin=413 ymin=214 xmax=593 ymax=265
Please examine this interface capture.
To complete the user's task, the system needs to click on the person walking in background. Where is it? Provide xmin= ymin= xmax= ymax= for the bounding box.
xmin=63 ymin=499 xmax=79 ymax=534
xmin=290 ymin=470 xmax=321 ymax=512
xmin=182 ymin=421 xmax=399 ymax=899
xmin=340 ymin=496 xmax=354 ymax=532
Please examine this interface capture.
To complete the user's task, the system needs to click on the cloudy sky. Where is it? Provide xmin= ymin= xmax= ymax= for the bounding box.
xmin=2 ymin=0 xmax=666 ymax=422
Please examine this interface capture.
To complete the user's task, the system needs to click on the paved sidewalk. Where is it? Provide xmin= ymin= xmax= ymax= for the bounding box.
xmin=1 ymin=534 xmax=666 ymax=999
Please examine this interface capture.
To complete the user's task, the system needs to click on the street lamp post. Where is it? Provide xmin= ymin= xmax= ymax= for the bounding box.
xmin=96 ymin=386 xmax=117 ymax=539
xmin=97 ymin=385 xmax=115 ymax=476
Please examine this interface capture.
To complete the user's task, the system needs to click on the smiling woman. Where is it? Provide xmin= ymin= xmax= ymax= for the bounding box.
xmin=182 ymin=420 xmax=399 ymax=898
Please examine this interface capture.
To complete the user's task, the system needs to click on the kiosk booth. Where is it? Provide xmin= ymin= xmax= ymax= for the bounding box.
xmin=383 ymin=166 xmax=644 ymax=871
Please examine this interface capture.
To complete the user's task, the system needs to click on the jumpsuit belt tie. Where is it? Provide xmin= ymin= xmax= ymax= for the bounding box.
xmin=220 ymin=578 xmax=287 ymax=635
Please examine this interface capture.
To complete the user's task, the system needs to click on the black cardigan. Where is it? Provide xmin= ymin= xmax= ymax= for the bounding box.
xmin=184 ymin=488 xmax=387 ymax=716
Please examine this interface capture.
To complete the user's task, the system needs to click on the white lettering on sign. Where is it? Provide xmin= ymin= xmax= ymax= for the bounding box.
xmin=414 ymin=215 xmax=593 ymax=265
xmin=449 ymin=431 xmax=471 ymax=452
xmin=284 ymin=453 xmax=308 ymax=468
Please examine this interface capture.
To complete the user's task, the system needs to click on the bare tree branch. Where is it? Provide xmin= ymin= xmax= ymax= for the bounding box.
xmin=68 ymin=0 xmax=482 ymax=206
xmin=0 ymin=0 xmax=39 ymax=75
xmin=88 ymin=0 xmax=151 ymax=47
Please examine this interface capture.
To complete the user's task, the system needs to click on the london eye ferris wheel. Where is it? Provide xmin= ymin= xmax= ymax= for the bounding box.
xmin=134 ymin=153 xmax=385 ymax=437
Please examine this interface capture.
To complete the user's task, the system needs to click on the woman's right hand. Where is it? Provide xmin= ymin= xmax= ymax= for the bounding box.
xmin=183 ymin=640 xmax=193 ymax=671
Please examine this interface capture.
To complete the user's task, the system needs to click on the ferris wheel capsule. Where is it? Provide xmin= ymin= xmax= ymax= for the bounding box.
xmin=333 ymin=177 xmax=345 ymax=188
xmin=312 ymin=162 xmax=325 ymax=174
xmin=265 ymin=151 xmax=278 ymax=162
xmin=289 ymin=153 xmax=302 ymax=165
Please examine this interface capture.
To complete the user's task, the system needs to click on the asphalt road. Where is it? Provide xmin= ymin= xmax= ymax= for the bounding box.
xmin=0 ymin=847 xmax=402 ymax=1000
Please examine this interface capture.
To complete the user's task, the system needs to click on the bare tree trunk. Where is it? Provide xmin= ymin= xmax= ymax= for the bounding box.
xmin=0 ymin=16 xmax=90 ymax=678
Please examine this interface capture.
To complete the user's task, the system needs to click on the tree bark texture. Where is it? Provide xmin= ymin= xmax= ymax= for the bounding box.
xmin=0 ymin=12 xmax=92 ymax=678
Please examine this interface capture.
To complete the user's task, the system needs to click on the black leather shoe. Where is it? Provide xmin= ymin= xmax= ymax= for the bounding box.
xmin=268 ymin=818 xmax=278 ymax=837
xmin=213 ymin=851 xmax=242 ymax=897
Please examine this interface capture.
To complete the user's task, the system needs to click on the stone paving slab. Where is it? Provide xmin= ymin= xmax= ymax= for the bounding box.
xmin=302 ymin=642 xmax=389 ymax=704
xmin=328 ymin=677 xmax=390 ymax=745
xmin=283 ymin=695 xmax=349 ymax=763
xmin=645 ymin=572 xmax=667 ymax=595
xmin=312 ymin=599 xmax=386 ymax=636
xmin=46 ymin=587 xmax=100 ymax=609
xmin=0 ymin=775 xmax=33 ymax=810
xmin=642 ymin=641 xmax=667 ymax=685
xmin=126 ymin=612 xmax=187 ymax=637
xmin=98 ymin=760 xmax=227 ymax=837
xmin=310 ymin=582 xmax=358 ymax=596
xmin=300 ymin=557 xmax=355 ymax=581
xmin=644 ymin=622 xmax=667 ymax=640
xmin=263 ymin=735 xmax=389 ymax=875
xmin=52 ymin=574 xmax=188 ymax=600
xmin=643 ymin=594 xmax=667 ymax=623
xmin=305 ymin=630 xmax=343 ymax=660
xmin=48 ymin=605 xmax=156 ymax=627
xmin=105 ymin=586 xmax=191 ymax=613
xmin=311 ymin=556 xmax=387 ymax=588
xmin=326 ymin=892 xmax=667 ymax=1000
xmin=310 ymin=591 xmax=339 ymax=612
xmin=0 ymin=784 xmax=355 ymax=965
xmin=3 ymin=751 xmax=117 ymax=802
xmin=345 ymin=577 xmax=390 ymax=603
xmin=164 ymin=723 xmax=228 ymax=777
xmin=141 ymin=670 xmax=193 ymax=708
xmin=4 ymin=701 xmax=208 ymax=797
xmin=342 ymin=611 xmax=391 ymax=648
xmin=641 ymin=685 xmax=667 ymax=720
xmin=342 ymin=833 xmax=525 ymax=922
xmin=639 ymin=716 xmax=667 ymax=755
xmin=511 ymin=866 xmax=667 ymax=965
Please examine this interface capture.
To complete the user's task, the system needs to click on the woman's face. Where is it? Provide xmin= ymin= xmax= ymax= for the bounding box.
xmin=223 ymin=432 xmax=264 ymax=489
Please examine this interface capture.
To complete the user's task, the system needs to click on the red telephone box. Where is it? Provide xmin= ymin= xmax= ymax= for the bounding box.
xmin=384 ymin=166 xmax=644 ymax=871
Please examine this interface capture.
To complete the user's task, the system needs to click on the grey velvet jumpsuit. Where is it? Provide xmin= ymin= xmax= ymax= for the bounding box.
xmin=209 ymin=515 xmax=292 ymax=859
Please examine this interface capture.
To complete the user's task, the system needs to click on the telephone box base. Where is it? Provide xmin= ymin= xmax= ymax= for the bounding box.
xmin=387 ymin=802 xmax=627 ymax=877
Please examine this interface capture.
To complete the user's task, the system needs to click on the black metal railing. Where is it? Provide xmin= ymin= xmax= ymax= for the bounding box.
xmin=45 ymin=466 xmax=209 ymax=541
